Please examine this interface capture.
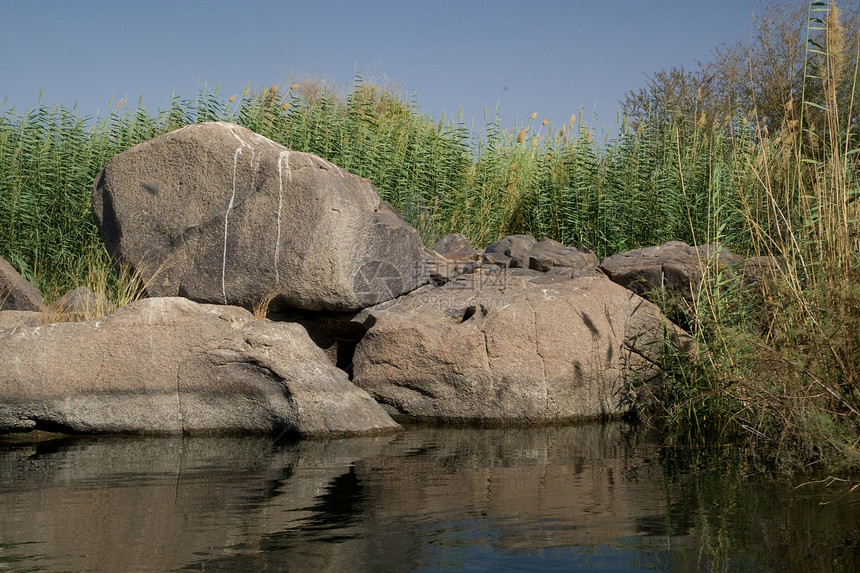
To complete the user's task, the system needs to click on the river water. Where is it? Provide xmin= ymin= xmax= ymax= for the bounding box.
xmin=0 ymin=423 xmax=857 ymax=572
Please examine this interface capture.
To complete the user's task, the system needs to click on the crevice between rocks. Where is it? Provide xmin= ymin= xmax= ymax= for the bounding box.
xmin=175 ymin=365 xmax=185 ymax=434
xmin=266 ymin=309 xmax=374 ymax=381
xmin=528 ymin=298 xmax=548 ymax=382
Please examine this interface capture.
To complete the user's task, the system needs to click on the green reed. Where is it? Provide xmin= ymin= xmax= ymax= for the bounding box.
xmin=0 ymin=83 xmax=756 ymax=303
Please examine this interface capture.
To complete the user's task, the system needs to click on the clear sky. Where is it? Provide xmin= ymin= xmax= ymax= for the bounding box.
xmin=1 ymin=0 xmax=768 ymax=135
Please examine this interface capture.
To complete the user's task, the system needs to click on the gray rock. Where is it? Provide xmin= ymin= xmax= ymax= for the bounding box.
xmin=352 ymin=271 xmax=691 ymax=424
xmin=517 ymin=237 xmax=599 ymax=274
xmin=0 ymin=257 xmax=46 ymax=312
xmin=599 ymin=241 xmax=743 ymax=300
xmin=741 ymin=256 xmax=780 ymax=284
xmin=266 ymin=307 xmax=375 ymax=379
xmin=529 ymin=267 xmax=593 ymax=284
xmin=426 ymin=234 xmax=481 ymax=286
xmin=433 ymin=233 xmax=480 ymax=257
xmin=50 ymin=286 xmax=115 ymax=321
xmin=0 ymin=297 xmax=399 ymax=436
xmin=481 ymin=235 xmax=598 ymax=276
xmin=484 ymin=234 xmax=538 ymax=257
xmin=504 ymin=267 xmax=545 ymax=279
xmin=481 ymin=252 xmax=515 ymax=268
xmin=482 ymin=234 xmax=538 ymax=268
xmin=424 ymin=247 xmax=477 ymax=286
xmin=92 ymin=122 xmax=427 ymax=312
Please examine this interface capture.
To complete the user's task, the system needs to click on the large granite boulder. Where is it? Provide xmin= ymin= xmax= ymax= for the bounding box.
xmin=92 ymin=122 xmax=427 ymax=312
xmin=0 ymin=297 xmax=399 ymax=436
xmin=351 ymin=270 xmax=691 ymax=424
xmin=0 ymin=257 xmax=46 ymax=312
xmin=599 ymin=241 xmax=743 ymax=300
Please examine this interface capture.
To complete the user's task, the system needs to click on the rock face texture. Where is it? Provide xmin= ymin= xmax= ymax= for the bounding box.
xmin=351 ymin=270 xmax=691 ymax=424
xmin=0 ymin=297 xmax=399 ymax=436
xmin=92 ymin=122 xmax=427 ymax=311
xmin=0 ymin=257 xmax=46 ymax=312
xmin=424 ymin=247 xmax=478 ymax=286
xmin=599 ymin=241 xmax=742 ymax=300
xmin=0 ymin=310 xmax=42 ymax=329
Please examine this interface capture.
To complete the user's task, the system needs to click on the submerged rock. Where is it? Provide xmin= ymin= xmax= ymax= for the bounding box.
xmin=0 ymin=297 xmax=399 ymax=436
xmin=92 ymin=122 xmax=427 ymax=312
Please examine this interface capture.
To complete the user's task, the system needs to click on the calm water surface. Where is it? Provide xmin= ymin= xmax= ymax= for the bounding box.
xmin=0 ymin=423 xmax=857 ymax=572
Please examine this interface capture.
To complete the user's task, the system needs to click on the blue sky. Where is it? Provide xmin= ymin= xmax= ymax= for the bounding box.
xmin=1 ymin=0 xmax=765 ymax=135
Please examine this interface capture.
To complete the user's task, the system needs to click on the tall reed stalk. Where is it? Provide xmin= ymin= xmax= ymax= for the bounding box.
xmin=673 ymin=0 xmax=860 ymax=469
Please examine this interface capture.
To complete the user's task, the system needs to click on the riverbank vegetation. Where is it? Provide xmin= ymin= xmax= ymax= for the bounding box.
xmin=1 ymin=2 xmax=858 ymax=471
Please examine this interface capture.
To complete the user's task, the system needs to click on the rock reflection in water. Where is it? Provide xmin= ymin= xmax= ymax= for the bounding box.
xmin=0 ymin=424 xmax=857 ymax=572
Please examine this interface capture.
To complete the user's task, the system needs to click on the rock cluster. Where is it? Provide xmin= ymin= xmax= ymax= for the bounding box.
xmin=426 ymin=233 xmax=600 ymax=286
xmin=0 ymin=122 xmax=764 ymax=437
